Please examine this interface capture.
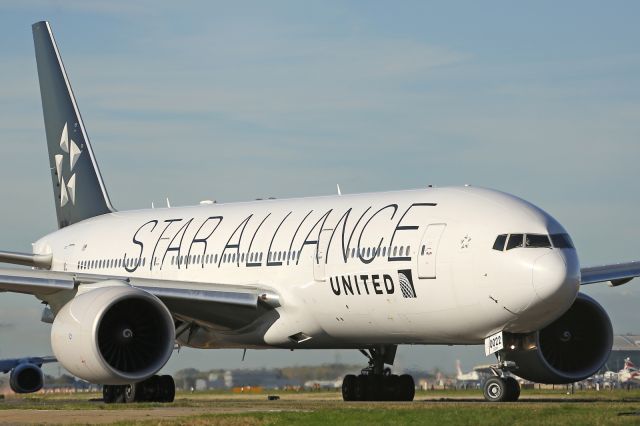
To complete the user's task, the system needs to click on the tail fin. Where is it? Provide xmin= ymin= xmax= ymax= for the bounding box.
xmin=624 ymin=357 xmax=636 ymax=370
xmin=32 ymin=21 xmax=114 ymax=228
xmin=455 ymin=359 xmax=463 ymax=376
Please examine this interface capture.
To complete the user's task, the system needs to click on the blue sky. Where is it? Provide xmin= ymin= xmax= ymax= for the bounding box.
xmin=1 ymin=1 xmax=640 ymax=375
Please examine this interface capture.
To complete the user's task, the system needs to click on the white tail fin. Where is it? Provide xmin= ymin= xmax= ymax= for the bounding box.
xmin=456 ymin=359 xmax=463 ymax=376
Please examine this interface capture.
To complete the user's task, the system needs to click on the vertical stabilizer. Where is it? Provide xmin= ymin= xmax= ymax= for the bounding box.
xmin=32 ymin=21 xmax=114 ymax=228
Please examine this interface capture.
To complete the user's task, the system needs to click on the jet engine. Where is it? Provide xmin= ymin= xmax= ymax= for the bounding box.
xmin=51 ymin=283 xmax=175 ymax=385
xmin=502 ymin=293 xmax=612 ymax=384
xmin=10 ymin=363 xmax=44 ymax=393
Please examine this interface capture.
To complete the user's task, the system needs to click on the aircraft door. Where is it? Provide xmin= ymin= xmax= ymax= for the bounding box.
xmin=417 ymin=223 xmax=446 ymax=279
xmin=313 ymin=229 xmax=333 ymax=281
xmin=62 ymin=243 xmax=76 ymax=272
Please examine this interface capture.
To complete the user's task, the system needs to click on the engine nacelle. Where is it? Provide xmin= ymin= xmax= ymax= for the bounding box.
xmin=503 ymin=293 xmax=612 ymax=384
xmin=51 ymin=283 xmax=175 ymax=385
xmin=10 ymin=363 xmax=44 ymax=393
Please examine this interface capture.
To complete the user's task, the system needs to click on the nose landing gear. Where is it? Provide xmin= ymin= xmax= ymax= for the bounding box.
xmin=341 ymin=346 xmax=415 ymax=401
xmin=481 ymin=358 xmax=521 ymax=402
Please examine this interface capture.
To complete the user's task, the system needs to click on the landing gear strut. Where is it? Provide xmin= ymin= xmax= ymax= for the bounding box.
xmin=482 ymin=357 xmax=520 ymax=402
xmin=103 ymin=374 xmax=175 ymax=403
xmin=342 ymin=346 xmax=414 ymax=401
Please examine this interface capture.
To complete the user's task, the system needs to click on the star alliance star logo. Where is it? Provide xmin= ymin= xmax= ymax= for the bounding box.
xmin=55 ymin=122 xmax=82 ymax=207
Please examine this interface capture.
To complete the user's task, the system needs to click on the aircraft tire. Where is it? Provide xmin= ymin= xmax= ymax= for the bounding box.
xmin=398 ymin=374 xmax=415 ymax=401
xmin=342 ymin=374 xmax=357 ymax=401
xmin=124 ymin=383 xmax=139 ymax=403
xmin=483 ymin=377 xmax=508 ymax=402
xmin=159 ymin=375 xmax=175 ymax=403
xmin=354 ymin=375 xmax=369 ymax=401
xmin=103 ymin=384 xmax=126 ymax=404
xmin=503 ymin=377 xmax=520 ymax=401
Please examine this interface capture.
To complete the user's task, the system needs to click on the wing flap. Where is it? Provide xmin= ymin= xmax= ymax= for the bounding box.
xmin=580 ymin=261 xmax=640 ymax=286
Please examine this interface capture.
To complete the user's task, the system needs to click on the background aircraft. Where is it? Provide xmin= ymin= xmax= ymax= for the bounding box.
xmin=0 ymin=356 xmax=56 ymax=393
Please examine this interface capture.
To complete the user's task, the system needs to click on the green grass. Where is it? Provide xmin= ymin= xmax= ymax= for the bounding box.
xmin=4 ymin=389 xmax=640 ymax=425
xmin=110 ymin=403 xmax=640 ymax=426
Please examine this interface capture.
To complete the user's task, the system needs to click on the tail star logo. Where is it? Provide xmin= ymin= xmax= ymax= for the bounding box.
xmin=55 ymin=122 xmax=82 ymax=207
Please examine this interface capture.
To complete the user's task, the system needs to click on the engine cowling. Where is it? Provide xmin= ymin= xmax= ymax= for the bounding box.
xmin=10 ymin=363 xmax=44 ymax=393
xmin=503 ymin=293 xmax=613 ymax=384
xmin=51 ymin=283 xmax=175 ymax=385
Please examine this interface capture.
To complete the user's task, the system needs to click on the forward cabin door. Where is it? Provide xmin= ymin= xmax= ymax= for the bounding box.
xmin=417 ymin=223 xmax=446 ymax=279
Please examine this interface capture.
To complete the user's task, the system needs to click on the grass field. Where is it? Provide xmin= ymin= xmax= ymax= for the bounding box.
xmin=2 ymin=388 xmax=640 ymax=425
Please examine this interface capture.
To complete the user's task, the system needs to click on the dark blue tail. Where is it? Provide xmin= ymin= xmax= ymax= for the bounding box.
xmin=32 ymin=21 xmax=115 ymax=228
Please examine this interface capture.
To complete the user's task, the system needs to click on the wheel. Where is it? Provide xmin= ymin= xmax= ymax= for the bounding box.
xmin=483 ymin=377 xmax=508 ymax=402
xmin=398 ymin=374 xmax=415 ymax=401
xmin=124 ymin=383 xmax=139 ymax=403
xmin=354 ymin=375 xmax=369 ymax=401
xmin=137 ymin=375 xmax=161 ymax=402
xmin=342 ymin=374 xmax=357 ymax=401
xmin=159 ymin=375 xmax=175 ymax=403
xmin=368 ymin=374 xmax=384 ymax=401
xmin=103 ymin=385 xmax=116 ymax=403
xmin=504 ymin=377 xmax=520 ymax=401
xmin=104 ymin=385 xmax=125 ymax=403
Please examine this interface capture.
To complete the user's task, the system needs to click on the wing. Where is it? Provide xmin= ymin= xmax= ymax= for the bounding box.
xmin=0 ymin=356 xmax=56 ymax=373
xmin=580 ymin=261 xmax=640 ymax=286
xmin=0 ymin=267 xmax=280 ymax=330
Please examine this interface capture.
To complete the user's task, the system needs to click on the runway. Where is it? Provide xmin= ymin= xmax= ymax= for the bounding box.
xmin=2 ymin=390 xmax=640 ymax=425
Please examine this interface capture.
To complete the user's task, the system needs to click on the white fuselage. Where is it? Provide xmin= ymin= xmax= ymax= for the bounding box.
xmin=34 ymin=186 xmax=580 ymax=350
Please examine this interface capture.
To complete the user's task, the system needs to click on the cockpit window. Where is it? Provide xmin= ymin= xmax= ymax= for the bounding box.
xmin=505 ymin=234 xmax=524 ymax=250
xmin=551 ymin=233 xmax=574 ymax=249
xmin=493 ymin=234 xmax=507 ymax=251
xmin=525 ymin=234 xmax=551 ymax=248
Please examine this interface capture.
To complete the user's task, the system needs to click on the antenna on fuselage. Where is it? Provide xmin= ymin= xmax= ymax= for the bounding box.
xmin=166 ymin=197 xmax=171 ymax=208
xmin=337 ymin=184 xmax=342 ymax=196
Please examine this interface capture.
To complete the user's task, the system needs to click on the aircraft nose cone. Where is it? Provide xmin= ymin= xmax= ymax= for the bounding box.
xmin=532 ymin=251 xmax=579 ymax=302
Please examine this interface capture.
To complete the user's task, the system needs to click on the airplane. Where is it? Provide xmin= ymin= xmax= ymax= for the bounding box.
xmin=0 ymin=20 xmax=639 ymax=403
xmin=0 ymin=356 xmax=56 ymax=394
xmin=618 ymin=358 xmax=640 ymax=388
xmin=455 ymin=360 xmax=483 ymax=388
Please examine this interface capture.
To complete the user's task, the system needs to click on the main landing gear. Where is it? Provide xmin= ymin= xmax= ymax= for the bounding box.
xmin=482 ymin=359 xmax=521 ymax=402
xmin=341 ymin=346 xmax=415 ymax=401
xmin=103 ymin=375 xmax=175 ymax=403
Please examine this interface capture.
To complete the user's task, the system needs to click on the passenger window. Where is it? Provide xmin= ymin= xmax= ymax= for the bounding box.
xmin=399 ymin=247 xmax=404 ymax=256
xmin=506 ymin=234 xmax=524 ymax=250
xmin=551 ymin=233 xmax=574 ymax=249
xmin=393 ymin=247 xmax=397 ymax=256
xmin=526 ymin=234 xmax=551 ymax=248
xmin=382 ymin=247 xmax=387 ymax=257
xmin=493 ymin=234 xmax=507 ymax=251
xmin=406 ymin=246 xmax=410 ymax=255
